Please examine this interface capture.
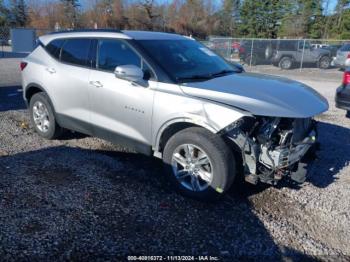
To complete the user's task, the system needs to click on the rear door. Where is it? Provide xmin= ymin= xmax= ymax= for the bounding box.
xmin=50 ymin=38 xmax=93 ymax=134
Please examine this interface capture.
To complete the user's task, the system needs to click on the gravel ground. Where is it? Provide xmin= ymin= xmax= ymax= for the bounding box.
xmin=0 ymin=58 xmax=349 ymax=260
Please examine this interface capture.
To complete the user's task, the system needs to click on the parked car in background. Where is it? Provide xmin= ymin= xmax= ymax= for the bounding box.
xmin=334 ymin=43 xmax=350 ymax=69
xmin=271 ymin=40 xmax=331 ymax=69
xmin=21 ymin=30 xmax=328 ymax=200
xmin=321 ymin=44 xmax=342 ymax=58
xmin=207 ymin=39 xmax=231 ymax=57
xmin=239 ymin=40 xmax=275 ymax=65
xmin=208 ymin=39 xmax=241 ymax=55
xmin=335 ymin=68 xmax=350 ymax=117
xmin=311 ymin=43 xmax=328 ymax=49
xmin=231 ymin=41 xmax=240 ymax=53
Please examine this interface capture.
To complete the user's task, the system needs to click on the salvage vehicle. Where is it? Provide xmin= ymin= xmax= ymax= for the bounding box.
xmin=335 ymin=68 xmax=350 ymax=116
xmin=21 ymin=30 xmax=329 ymax=200
xmin=271 ymin=40 xmax=332 ymax=70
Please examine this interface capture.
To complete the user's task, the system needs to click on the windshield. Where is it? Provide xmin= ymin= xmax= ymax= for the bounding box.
xmin=137 ymin=39 xmax=236 ymax=82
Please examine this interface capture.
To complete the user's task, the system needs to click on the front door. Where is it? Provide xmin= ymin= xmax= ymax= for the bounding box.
xmin=89 ymin=39 xmax=156 ymax=154
xmin=297 ymin=41 xmax=316 ymax=63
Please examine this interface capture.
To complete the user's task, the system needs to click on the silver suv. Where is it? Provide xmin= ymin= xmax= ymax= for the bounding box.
xmin=21 ymin=30 xmax=328 ymax=200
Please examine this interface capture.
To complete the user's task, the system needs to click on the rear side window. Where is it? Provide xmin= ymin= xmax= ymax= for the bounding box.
xmin=277 ymin=41 xmax=296 ymax=51
xmin=46 ymin=39 xmax=64 ymax=59
xmin=97 ymin=39 xmax=141 ymax=71
xmin=61 ymin=39 xmax=91 ymax=66
xmin=340 ymin=44 xmax=350 ymax=52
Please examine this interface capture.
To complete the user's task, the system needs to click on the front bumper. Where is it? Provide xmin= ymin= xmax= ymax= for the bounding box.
xmin=226 ymin=119 xmax=318 ymax=185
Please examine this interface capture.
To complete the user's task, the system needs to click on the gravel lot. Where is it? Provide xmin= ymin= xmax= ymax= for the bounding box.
xmin=0 ymin=58 xmax=349 ymax=260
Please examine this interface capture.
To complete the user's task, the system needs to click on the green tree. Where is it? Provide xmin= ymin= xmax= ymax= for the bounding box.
xmin=239 ymin=0 xmax=291 ymax=38
xmin=279 ymin=0 xmax=324 ymax=38
xmin=334 ymin=0 xmax=350 ymax=39
xmin=215 ymin=0 xmax=240 ymax=36
xmin=340 ymin=9 xmax=350 ymax=39
xmin=9 ymin=0 xmax=28 ymax=27
xmin=0 ymin=0 xmax=9 ymax=27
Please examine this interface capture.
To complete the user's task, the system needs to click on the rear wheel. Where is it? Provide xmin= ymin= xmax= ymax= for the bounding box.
xmin=265 ymin=45 xmax=273 ymax=60
xmin=163 ymin=127 xmax=235 ymax=201
xmin=279 ymin=57 xmax=293 ymax=70
xmin=318 ymin=56 xmax=331 ymax=69
xmin=29 ymin=92 xmax=63 ymax=139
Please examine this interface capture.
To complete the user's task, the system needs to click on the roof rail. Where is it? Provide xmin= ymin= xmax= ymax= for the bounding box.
xmin=48 ymin=29 xmax=122 ymax=35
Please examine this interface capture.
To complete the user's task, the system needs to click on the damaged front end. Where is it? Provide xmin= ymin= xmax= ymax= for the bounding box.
xmin=224 ymin=116 xmax=318 ymax=185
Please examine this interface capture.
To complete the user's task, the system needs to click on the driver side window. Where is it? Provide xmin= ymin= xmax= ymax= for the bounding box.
xmin=97 ymin=39 xmax=141 ymax=71
xmin=298 ymin=42 xmax=310 ymax=50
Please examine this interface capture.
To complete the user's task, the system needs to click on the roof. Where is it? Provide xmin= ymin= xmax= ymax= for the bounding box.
xmin=39 ymin=29 xmax=187 ymax=45
xmin=122 ymin=30 xmax=187 ymax=40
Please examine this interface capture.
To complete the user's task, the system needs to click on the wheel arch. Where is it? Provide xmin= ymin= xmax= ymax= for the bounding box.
xmin=318 ymin=54 xmax=330 ymax=60
xmin=25 ymin=83 xmax=49 ymax=103
xmin=279 ymin=55 xmax=295 ymax=61
xmin=24 ymin=83 xmax=57 ymax=117
xmin=153 ymin=119 xmax=217 ymax=158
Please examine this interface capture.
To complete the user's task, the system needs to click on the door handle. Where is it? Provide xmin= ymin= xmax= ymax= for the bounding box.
xmin=89 ymin=81 xmax=103 ymax=88
xmin=46 ymin=67 xmax=56 ymax=74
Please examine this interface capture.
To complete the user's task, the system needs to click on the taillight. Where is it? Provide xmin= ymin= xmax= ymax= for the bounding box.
xmin=347 ymin=53 xmax=350 ymax=59
xmin=343 ymin=71 xmax=350 ymax=85
xmin=20 ymin=62 xmax=27 ymax=71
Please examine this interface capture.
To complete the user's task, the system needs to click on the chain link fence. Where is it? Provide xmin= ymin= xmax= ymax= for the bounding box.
xmin=0 ymin=27 xmax=11 ymax=55
xmin=1 ymin=28 xmax=350 ymax=72
xmin=207 ymin=37 xmax=350 ymax=71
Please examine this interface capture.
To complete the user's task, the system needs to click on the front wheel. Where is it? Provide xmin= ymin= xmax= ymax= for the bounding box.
xmin=279 ymin=57 xmax=293 ymax=70
xmin=318 ymin=56 xmax=331 ymax=69
xmin=163 ymin=127 xmax=236 ymax=201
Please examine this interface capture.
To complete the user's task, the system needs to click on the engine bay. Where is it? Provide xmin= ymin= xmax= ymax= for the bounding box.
xmin=225 ymin=116 xmax=318 ymax=185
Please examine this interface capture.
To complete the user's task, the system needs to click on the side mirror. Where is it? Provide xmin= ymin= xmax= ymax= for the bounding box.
xmin=114 ymin=64 xmax=145 ymax=83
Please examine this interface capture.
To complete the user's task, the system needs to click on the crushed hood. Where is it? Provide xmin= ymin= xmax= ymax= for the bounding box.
xmin=179 ymin=72 xmax=328 ymax=118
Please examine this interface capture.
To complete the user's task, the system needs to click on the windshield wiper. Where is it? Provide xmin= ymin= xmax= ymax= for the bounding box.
xmin=176 ymin=74 xmax=213 ymax=82
xmin=177 ymin=69 xmax=237 ymax=83
xmin=210 ymin=69 xmax=235 ymax=77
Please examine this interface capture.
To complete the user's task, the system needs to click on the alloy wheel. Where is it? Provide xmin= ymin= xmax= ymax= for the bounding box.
xmin=32 ymin=101 xmax=50 ymax=132
xmin=171 ymin=144 xmax=213 ymax=192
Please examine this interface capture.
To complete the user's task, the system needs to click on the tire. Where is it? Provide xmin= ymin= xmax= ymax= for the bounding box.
xmin=163 ymin=127 xmax=236 ymax=201
xmin=29 ymin=92 xmax=63 ymax=139
xmin=318 ymin=56 xmax=331 ymax=69
xmin=346 ymin=111 xmax=350 ymax=118
xmin=265 ymin=45 xmax=273 ymax=60
xmin=279 ymin=57 xmax=293 ymax=70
